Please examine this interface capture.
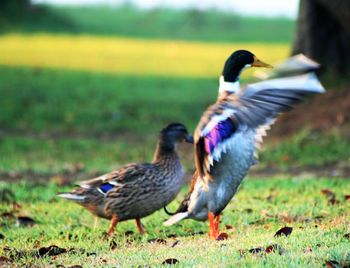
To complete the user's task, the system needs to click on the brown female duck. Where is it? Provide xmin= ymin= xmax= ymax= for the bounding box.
xmin=58 ymin=123 xmax=193 ymax=236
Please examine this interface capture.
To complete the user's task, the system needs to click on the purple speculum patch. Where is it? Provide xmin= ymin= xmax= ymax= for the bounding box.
xmin=204 ymin=118 xmax=237 ymax=155
xmin=99 ymin=183 xmax=114 ymax=193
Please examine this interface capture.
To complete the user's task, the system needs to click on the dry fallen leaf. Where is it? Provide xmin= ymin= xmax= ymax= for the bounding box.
xmin=274 ymin=226 xmax=293 ymax=237
xmin=109 ymin=240 xmax=118 ymax=250
xmin=124 ymin=230 xmax=134 ymax=236
xmin=38 ymin=245 xmax=67 ymax=257
xmin=170 ymin=240 xmax=180 ymax=248
xmin=0 ymin=256 xmax=12 ymax=265
xmin=167 ymin=234 xmax=177 ymax=239
xmin=248 ymin=247 xmax=263 ymax=254
xmin=216 ymin=232 xmax=229 ymax=241
xmin=241 ymin=244 xmax=284 ymax=256
xmin=244 ymin=208 xmax=253 ymax=213
xmin=328 ymin=197 xmax=340 ymax=205
xmin=225 ymin=224 xmax=234 ymax=230
xmin=321 ymin=189 xmax=334 ymax=196
xmin=321 ymin=189 xmax=335 ymax=198
xmin=148 ymin=238 xmax=167 ymax=245
xmin=325 ymin=260 xmax=340 ymax=268
xmin=162 ymin=258 xmax=179 ymax=265
xmin=16 ymin=216 xmax=36 ymax=227
xmin=314 ymin=215 xmax=324 ymax=222
xmin=190 ymin=231 xmax=204 ymax=236
xmin=265 ymin=244 xmax=284 ymax=255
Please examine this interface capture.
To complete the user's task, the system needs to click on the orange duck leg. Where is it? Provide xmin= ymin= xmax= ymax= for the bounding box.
xmin=208 ymin=212 xmax=228 ymax=240
xmin=135 ymin=218 xmax=146 ymax=235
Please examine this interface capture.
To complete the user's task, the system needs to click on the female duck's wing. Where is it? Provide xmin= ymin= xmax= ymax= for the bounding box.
xmin=195 ymin=72 xmax=325 ymax=178
xmin=77 ymin=163 xmax=153 ymax=195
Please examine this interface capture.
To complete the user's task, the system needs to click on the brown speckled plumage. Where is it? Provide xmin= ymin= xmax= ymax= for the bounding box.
xmin=58 ymin=123 xmax=192 ymax=235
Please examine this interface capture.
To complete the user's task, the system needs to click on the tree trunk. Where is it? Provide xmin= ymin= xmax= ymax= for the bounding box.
xmin=293 ymin=0 xmax=350 ymax=77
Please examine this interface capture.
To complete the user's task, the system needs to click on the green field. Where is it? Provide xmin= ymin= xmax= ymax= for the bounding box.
xmin=1 ymin=65 xmax=349 ymax=175
xmin=1 ymin=5 xmax=294 ymax=43
xmin=1 ymin=177 xmax=349 ymax=267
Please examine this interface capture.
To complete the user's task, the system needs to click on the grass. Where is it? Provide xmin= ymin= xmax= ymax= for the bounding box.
xmin=1 ymin=129 xmax=349 ymax=175
xmin=0 ymin=35 xmax=289 ymax=175
xmin=0 ymin=177 xmax=349 ymax=267
xmin=1 ymin=65 xmax=349 ymax=174
xmin=1 ymin=5 xmax=295 ymax=44
xmin=261 ymin=130 xmax=350 ymax=169
xmin=0 ymin=34 xmax=288 ymax=136
xmin=1 ymin=65 xmax=349 ymax=175
xmin=0 ymin=34 xmax=289 ymax=78
xmin=0 ymin=65 xmax=217 ymax=134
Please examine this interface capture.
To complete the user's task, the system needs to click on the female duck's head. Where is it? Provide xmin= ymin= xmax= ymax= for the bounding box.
xmin=159 ymin=123 xmax=194 ymax=146
xmin=222 ymin=50 xmax=272 ymax=83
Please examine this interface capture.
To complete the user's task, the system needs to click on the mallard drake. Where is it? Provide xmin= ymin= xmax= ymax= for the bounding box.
xmin=164 ymin=50 xmax=325 ymax=239
xmin=58 ymin=123 xmax=193 ymax=236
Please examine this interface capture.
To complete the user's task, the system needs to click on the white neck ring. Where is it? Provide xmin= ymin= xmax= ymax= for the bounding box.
xmin=219 ymin=76 xmax=240 ymax=94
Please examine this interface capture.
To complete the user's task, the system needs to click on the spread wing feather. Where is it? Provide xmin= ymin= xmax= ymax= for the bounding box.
xmin=195 ymin=73 xmax=325 ymax=178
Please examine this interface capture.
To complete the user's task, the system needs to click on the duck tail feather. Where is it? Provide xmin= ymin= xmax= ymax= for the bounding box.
xmin=163 ymin=212 xmax=189 ymax=226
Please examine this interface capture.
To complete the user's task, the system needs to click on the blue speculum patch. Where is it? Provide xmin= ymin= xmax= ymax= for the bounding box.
xmin=99 ymin=183 xmax=114 ymax=193
xmin=204 ymin=118 xmax=237 ymax=155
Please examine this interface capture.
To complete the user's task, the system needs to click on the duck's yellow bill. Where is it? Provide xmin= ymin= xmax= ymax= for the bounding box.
xmin=252 ymin=56 xmax=273 ymax=68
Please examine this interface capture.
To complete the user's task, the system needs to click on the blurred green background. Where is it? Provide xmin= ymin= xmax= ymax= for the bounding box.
xmin=0 ymin=0 xmax=349 ymax=180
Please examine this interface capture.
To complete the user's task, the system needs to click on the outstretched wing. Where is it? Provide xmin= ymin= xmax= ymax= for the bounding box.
xmin=78 ymin=163 xmax=153 ymax=195
xmin=195 ymin=72 xmax=325 ymax=178
xmin=255 ymin=54 xmax=321 ymax=80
